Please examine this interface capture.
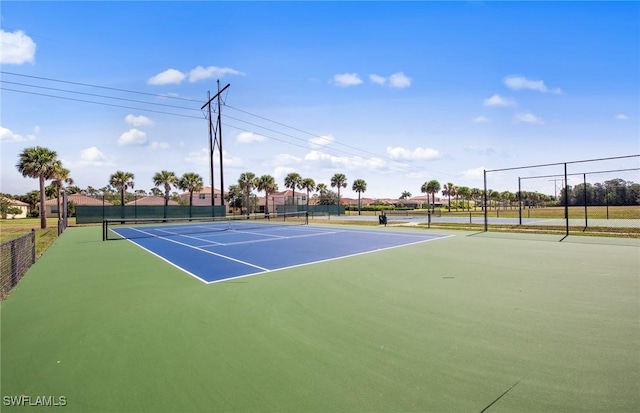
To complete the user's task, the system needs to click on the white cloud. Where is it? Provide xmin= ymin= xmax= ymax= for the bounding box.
xmin=118 ymin=128 xmax=147 ymax=145
xmin=0 ymin=126 xmax=34 ymax=143
xmin=472 ymin=116 xmax=491 ymax=123
xmin=78 ymin=147 xmax=111 ymax=167
xmin=615 ymin=113 xmax=629 ymax=120
xmin=149 ymin=141 xmax=170 ymax=150
xmin=332 ymin=73 xmax=363 ymax=87
xmin=514 ymin=112 xmax=544 ymax=124
xmin=0 ymin=29 xmax=36 ymax=64
xmin=125 ymin=114 xmax=154 ymax=127
xmin=388 ymin=72 xmax=412 ymax=88
xmin=368 ymin=72 xmax=412 ymax=88
xmin=184 ymin=148 xmax=209 ymax=166
xmin=386 ymin=146 xmax=440 ymax=160
xmin=309 ymin=135 xmax=334 ymax=148
xmin=483 ymin=94 xmax=516 ymax=107
xmin=369 ymin=74 xmax=386 ymax=85
xmin=273 ymin=166 xmax=296 ymax=181
xmin=184 ymin=148 xmax=242 ymax=168
xmin=147 ymin=69 xmax=186 ymax=85
xmin=304 ymin=150 xmax=386 ymax=170
xmin=222 ymin=150 xmax=242 ymax=167
xmin=236 ymin=132 xmax=265 ymax=144
xmin=188 ymin=66 xmax=244 ymax=82
xmin=267 ymin=153 xmax=302 ymax=166
xmin=462 ymin=167 xmax=487 ymax=178
xmin=504 ymin=75 xmax=562 ymax=94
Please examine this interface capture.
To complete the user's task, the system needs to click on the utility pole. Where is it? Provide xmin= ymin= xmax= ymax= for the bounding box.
xmin=201 ymin=82 xmax=230 ymax=215
xmin=217 ymin=80 xmax=225 ymax=207
xmin=206 ymin=91 xmax=215 ymax=214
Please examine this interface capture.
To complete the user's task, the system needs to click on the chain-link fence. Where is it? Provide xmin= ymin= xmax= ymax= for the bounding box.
xmin=1 ymin=230 xmax=36 ymax=299
xmin=484 ymin=155 xmax=640 ymax=238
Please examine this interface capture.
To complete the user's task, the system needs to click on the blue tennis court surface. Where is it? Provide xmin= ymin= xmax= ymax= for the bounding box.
xmin=113 ymin=224 xmax=450 ymax=283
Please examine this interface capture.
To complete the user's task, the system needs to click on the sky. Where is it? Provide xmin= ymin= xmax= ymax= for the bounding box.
xmin=1 ymin=1 xmax=639 ymax=200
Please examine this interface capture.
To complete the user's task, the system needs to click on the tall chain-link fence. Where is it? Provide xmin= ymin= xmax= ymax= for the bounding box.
xmin=484 ymin=155 xmax=640 ymax=238
xmin=1 ymin=230 xmax=36 ymax=299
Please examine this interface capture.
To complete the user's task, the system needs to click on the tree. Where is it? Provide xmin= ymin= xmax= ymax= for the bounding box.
xmin=470 ymin=188 xmax=482 ymax=210
xmin=178 ymin=172 xmax=204 ymax=207
xmin=421 ymin=180 xmax=441 ymax=210
xmin=330 ymin=173 xmax=348 ymax=213
xmin=284 ymin=172 xmax=302 ymax=206
xmin=109 ymin=171 xmax=135 ymax=206
xmin=257 ymin=174 xmax=278 ymax=215
xmin=457 ymin=186 xmax=471 ymax=211
xmin=238 ymin=172 xmax=257 ymax=215
xmin=441 ymin=182 xmax=456 ymax=212
xmin=316 ymin=183 xmax=328 ymax=197
xmin=153 ymin=170 xmax=178 ymax=206
xmin=400 ymin=191 xmax=412 ymax=200
xmin=51 ymin=162 xmax=73 ymax=219
xmin=299 ymin=178 xmax=316 ymax=209
xmin=318 ymin=190 xmax=339 ymax=205
xmin=352 ymin=178 xmax=367 ymax=215
xmin=225 ymin=185 xmax=244 ymax=212
xmin=150 ymin=187 xmax=162 ymax=197
xmin=16 ymin=146 xmax=59 ymax=229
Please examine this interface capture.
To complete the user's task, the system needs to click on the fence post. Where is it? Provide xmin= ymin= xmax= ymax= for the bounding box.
xmin=583 ymin=173 xmax=588 ymax=229
xmin=31 ymin=228 xmax=35 ymax=263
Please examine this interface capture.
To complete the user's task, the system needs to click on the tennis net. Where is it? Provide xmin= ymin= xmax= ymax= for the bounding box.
xmin=103 ymin=211 xmax=309 ymax=241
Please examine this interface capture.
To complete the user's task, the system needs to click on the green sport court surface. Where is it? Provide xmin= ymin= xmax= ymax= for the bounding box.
xmin=1 ymin=225 xmax=638 ymax=412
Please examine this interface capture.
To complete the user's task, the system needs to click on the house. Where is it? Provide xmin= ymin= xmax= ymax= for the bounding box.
xmin=0 ymin=197 xmax=29 ymax=219
xmin=42 ymin=194 xmax=113 ymax=218
xmin=125 ymin=196 xmax=179 ymax=206
xmin=178 ymin=186 xmax=224 ymax=206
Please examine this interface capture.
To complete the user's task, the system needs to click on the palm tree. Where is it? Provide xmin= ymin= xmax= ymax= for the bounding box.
xmin=442 ymin=182 xmax=456 ymax=212
xmin=316 ymin=183 xmax=328 ymax=197
xmin=471 ymin=188 xmax=482 ymax=210
xmin=330 ymin=173 xmax=348 ymax=214
xmin=16 ymin=146 xmax=59 ymax=229
xmin=457 ymin=186 xmax=471 ymax=211
xmin=284 ymin=172 xmax=302 ymax=207
xmin=352 ymin=178 xmax=367 ymax=215
xmin=238 ymin=172 xmax=257 ymax=216
xmin=299 ymin=178 xmax=316 ymax=209
xmin=257 ymin=174 xmax=278 ymax=216
xmin=421 ymin=180 xmax=441 ymax=210
xmin=153 ymin=170 xmax=178 ymax=206
xmin=400 ymin=190 xmax=412 ymax=200
xmin=109 ymin=171 xmax=135 ymax=206
xmin=51 ymin=162 xmax=73 ymax=219
xmin=178 ymin=173 xmax=204 ymax=207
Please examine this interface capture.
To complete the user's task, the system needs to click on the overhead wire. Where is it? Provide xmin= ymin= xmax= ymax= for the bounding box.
xmin=0 ymin=71 xmax=448 ymax=177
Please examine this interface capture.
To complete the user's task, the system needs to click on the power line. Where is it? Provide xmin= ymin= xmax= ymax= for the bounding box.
xmin=1 ymin=70 xmax=199 ymax=102
xmin=1 ymin=88 xmax=204 ymax=119
xmin=2 ymin=80 xmax=201 ymax=112
xmin=1 ymin=72 xmax=455 ymax=179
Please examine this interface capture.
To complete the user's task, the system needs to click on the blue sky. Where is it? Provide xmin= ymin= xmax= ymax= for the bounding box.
xmin=1 ymin=1 xmax=638 ymax=199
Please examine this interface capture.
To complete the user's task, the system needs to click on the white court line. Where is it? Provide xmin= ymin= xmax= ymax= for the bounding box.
xmin=119 ymin=225 xmax=452 ymax=284
xmin=125 ymin=226 xmax=268 ymax=271
xmin=196 ymin=230 xmax=340 ymax=248
xmin=204 ymin=234 xmax=454 ymax=284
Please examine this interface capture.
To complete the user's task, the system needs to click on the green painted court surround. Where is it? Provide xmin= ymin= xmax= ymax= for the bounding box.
xmin=1 ymin=226 xmax=638 ymax=412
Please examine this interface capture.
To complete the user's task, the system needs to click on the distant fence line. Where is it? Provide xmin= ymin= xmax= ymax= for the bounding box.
xmin=1 ymin=230 xmax=35 ymax=299
xmin=77 ymin=204 xmax=345 ymax=224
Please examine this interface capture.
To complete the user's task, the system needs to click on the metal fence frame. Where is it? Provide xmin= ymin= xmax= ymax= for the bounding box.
xmin=1 ymin=230 xmax=36 ymax=298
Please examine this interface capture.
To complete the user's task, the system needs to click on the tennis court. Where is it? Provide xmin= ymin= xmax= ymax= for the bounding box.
xmin=1 ymin=223 xmax=638 ymax=412
xmin=106 ymin=216 xmax=448 ymax=283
